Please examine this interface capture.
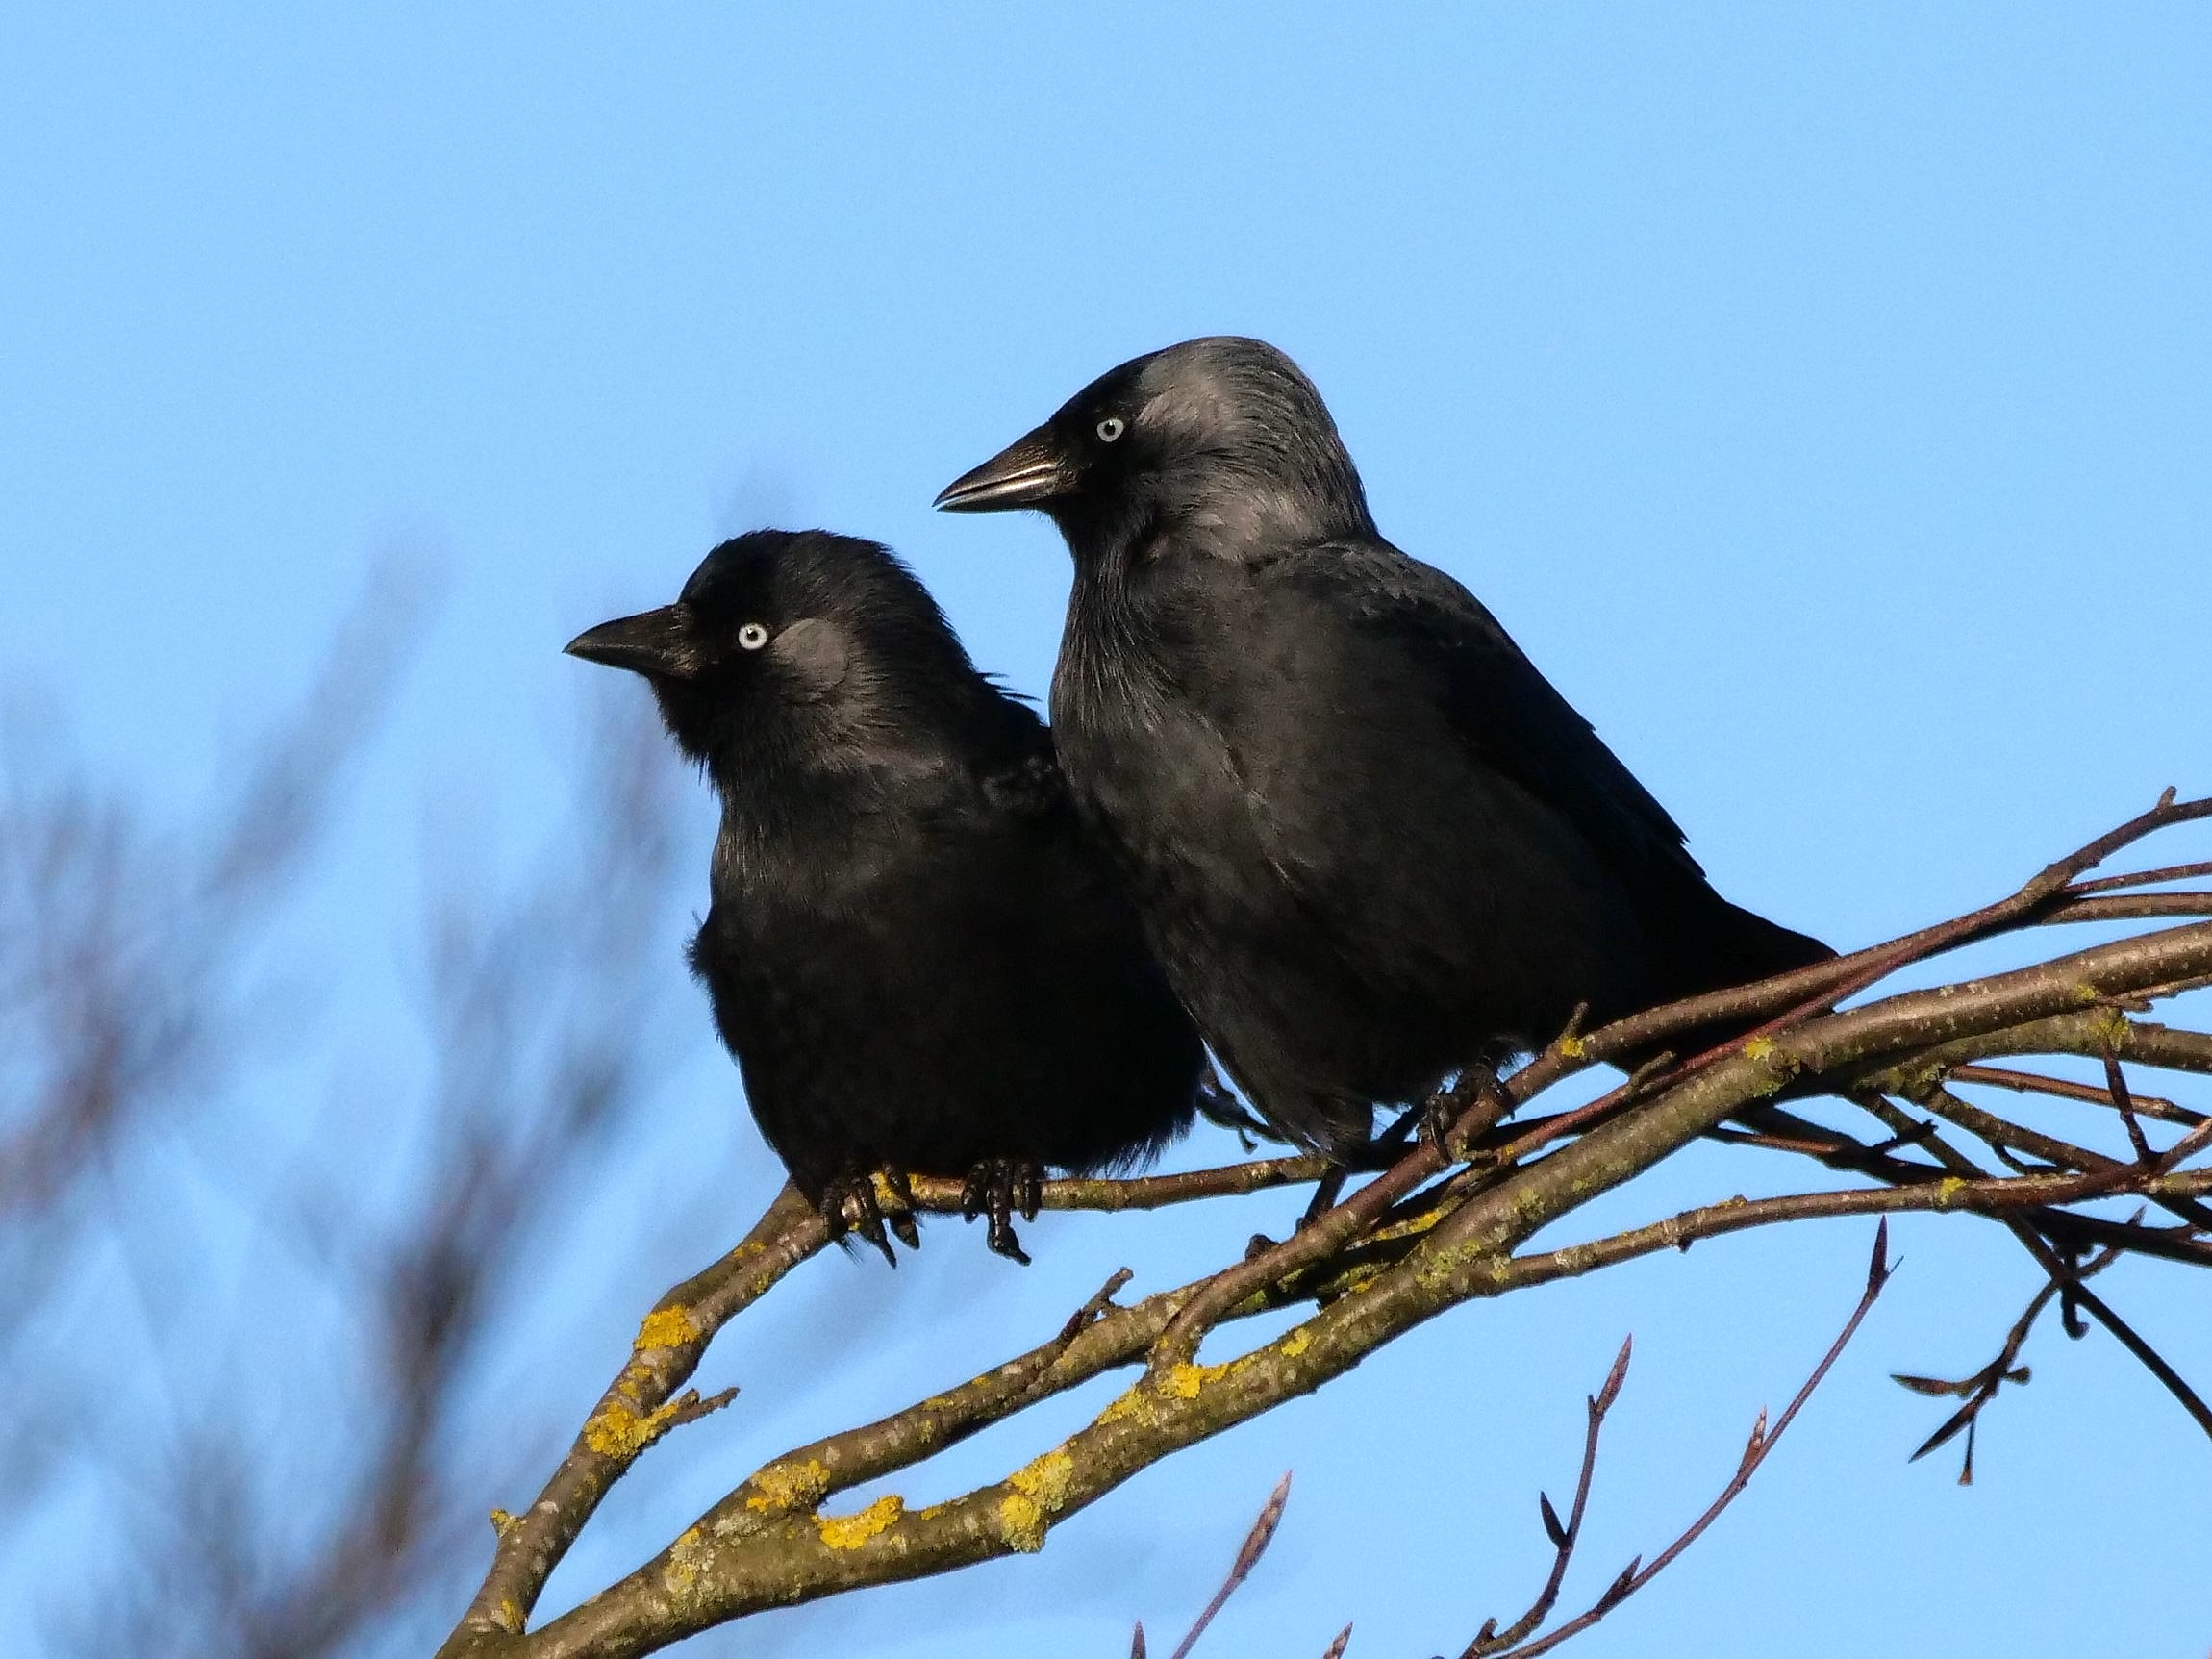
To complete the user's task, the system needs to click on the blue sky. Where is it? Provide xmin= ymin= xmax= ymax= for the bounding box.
xmin=5 ymin=5 xmax=2209 ymax=1655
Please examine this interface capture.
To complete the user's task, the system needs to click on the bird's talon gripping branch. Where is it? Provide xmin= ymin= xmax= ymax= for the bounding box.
xmin=820 ymin=1171 xmax=902 ymax=1268
xmin=1419 ymin=1092 xmax=1462 ymax=1161
xmin=878 ymin=1166 xmax=922 ymax=1251
xmin=962 ymin=1158 xmax=1043 ymax=1264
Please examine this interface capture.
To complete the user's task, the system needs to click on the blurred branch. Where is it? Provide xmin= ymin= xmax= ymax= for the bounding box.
xmin=0 ymin=568 xmax=420 ymax=1242
xmin=1 ymin=579 xmax=713 ymax=1659
xmin=154 ymin=693 xmax=693 ymax=1659
xmin=0 ymin=570 xmax=422 ymax=1529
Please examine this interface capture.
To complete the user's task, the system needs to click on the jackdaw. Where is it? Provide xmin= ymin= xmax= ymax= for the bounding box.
xmin=566 ymin=528 xmax=1206 ymax=1259
xmin=938 ymin=337 xmax=1830 ymax=1153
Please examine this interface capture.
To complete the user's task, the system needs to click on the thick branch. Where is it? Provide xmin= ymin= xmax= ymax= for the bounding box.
xmin=448 ymin=1185 xmax=829 ymax=1643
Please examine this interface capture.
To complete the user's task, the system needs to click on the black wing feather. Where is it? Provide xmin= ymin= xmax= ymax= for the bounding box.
xmin=1273 ymin=540 xmax=1707 ymax=886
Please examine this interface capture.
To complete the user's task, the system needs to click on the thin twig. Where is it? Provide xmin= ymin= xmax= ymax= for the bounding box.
xmin=2105 ymin=1053 xmax=2156 ymax=1164
xmin=1910 ymin=1084 xmax=2212 ymax=1234
xmin=2064 ymin=1279 xmax=2212 ymax=1445
xmin=1894 ymin=1245 xmax=2120 ymax=1482
xmin=2069 ymin=861 xmax=2212 ymax=895
xmin=1484 ymin=1223 xmax=1893 ymax=1658
xmin=1463 ymin=1337 xmax=1632 ymax=1656
xmin=1950 ymin=1064 xmax=2203 ymax=1129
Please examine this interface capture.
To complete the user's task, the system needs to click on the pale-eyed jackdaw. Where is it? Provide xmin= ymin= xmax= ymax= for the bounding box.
xmin=567 ymin=529 xmax=1207 ymax=1258
xmin=939 ymin=338 xmax=1830 ymax=1152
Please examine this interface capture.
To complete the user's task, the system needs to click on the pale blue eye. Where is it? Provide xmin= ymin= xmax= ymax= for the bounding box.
xmin=737 ymin=623 xmax=769 ymax=650
xmin=1095 ymin=416 xmax=1126 ymax=443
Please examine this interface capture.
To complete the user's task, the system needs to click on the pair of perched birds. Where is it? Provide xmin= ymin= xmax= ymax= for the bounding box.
xmin=568 ymin=338 xmax=1829 ymax=1262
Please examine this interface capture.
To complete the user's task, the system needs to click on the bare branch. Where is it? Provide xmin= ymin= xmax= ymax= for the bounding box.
xmin=1462 ymin=1338 xmax=1631 ymax=1656
xmin=1895 ymin=1245 xmax=2120 ymax=1483
xmin=1463 ymin=1224 xmax=1893 ymax=1657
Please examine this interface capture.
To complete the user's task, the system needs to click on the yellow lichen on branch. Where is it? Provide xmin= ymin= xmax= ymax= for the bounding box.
xmin=1162 ymin=1361 xmax=1230 ymax=1400
xmin=816 ymin=1495 xmax=904 ymax=1550
xmin=635 ymin=1305 xmax=698 ymax=1351
xmin=1008 ymin=1448 xmax=1075 ymax=1512
xmin=583 ymin=1396 xmax=684 ymax=1459
xmin=744 ymin=1457 xmax=831 ymax=1515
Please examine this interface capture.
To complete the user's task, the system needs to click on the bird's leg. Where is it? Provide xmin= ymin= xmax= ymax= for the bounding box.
xmin=960 ymin=1158 xmax=1039 ymax=1265
xmin=1417 ymin=1093 xmax=1459 ymax=1159
xmin=818 ymin=1170 xmax=899 ymax=1269
xmin=1296 ymin=1166 xmax=1348 ymax=1229
xmin=1245 ymin=1161 xmax=1349 ymax=1255
xmin=878 ymin=1165 xmax=921 ymax=1251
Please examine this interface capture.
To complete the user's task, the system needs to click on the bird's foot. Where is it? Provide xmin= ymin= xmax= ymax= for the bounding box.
xmin=1418 ymin=1063 xmax=1510 ymax=1163
xmin=961 ymin=1158 xmax=1043 ymax=1265
xmin=819 ymin=1168 xmax=919 ymax=1267
xmin=877 ymin=1166 xmax=922 ymax=1250
xmin=1417 ymin=1093 xmax=1460 ymax=1160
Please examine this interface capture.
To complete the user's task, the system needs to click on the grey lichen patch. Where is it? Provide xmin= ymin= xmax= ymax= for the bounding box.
xmin=662 ymin=1525 xmax=716 ymax=1601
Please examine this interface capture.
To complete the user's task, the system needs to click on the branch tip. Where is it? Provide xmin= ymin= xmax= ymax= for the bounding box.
xmin=1162 ymin=1470 xmax=1295 ymax=1659
xmin=1595 ymin=1335 xmax=1632 ymax=1415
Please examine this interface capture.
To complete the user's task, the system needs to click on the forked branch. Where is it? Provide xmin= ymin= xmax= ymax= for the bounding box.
xmin=1456 ymin=1223 xmax=1893 ymax=1659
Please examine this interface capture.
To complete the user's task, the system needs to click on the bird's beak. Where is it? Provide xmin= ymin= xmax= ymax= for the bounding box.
xmin=563 ymin=603 xmax=705 ymax=679
xmin=934 ymin=426 xmax=1074 ymax=513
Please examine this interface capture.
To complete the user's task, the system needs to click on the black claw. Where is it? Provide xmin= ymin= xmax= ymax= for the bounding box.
xmin=985 ymin=1211 xmax=1032 ymax=1265
xmin=960 ymin=1167 xmax=990 ymax=1221
xmin=858 ymin=1216 xmax=897 ymax=1268
xmin=880 ymin=1166 xmax=921 ymax=1250
xmin=846 ymin=1192 xmax=896 ymax=1268
xmin=820 ymin=1171 xmax=901 ymax=1268
xmin=962 ymin=1158 xmax=1043 ymax=1265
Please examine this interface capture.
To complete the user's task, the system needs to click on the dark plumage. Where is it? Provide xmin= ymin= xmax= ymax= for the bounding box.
xmin=566 ymin=529 xmax=1205 ymax=1260
xmin=939 ymin=336 xmax=1831 ymax=1153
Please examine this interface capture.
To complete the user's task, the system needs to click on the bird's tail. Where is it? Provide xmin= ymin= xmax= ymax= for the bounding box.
xmin=1637 ymin=889 xmax=1835 ymax=1059
xmin=1696 ymin=895 xmax=1835 ymax=988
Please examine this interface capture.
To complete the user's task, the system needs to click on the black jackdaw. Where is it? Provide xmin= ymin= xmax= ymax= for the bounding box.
xmin=567 ymin=529 xmax=1206 ymax=1258
xmin=939 ymin=337 xmax=1830 ymax=1152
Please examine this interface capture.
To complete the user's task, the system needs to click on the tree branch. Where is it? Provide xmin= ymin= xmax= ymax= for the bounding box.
xmin=430 ymin=801 xmax=2212 ymax=1659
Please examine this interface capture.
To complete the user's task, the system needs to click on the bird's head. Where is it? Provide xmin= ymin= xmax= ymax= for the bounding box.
xmin=565 ymin=529 xmax=985 ymax=776
xmin=935 ymin=336 xmax=1373 ymax=562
